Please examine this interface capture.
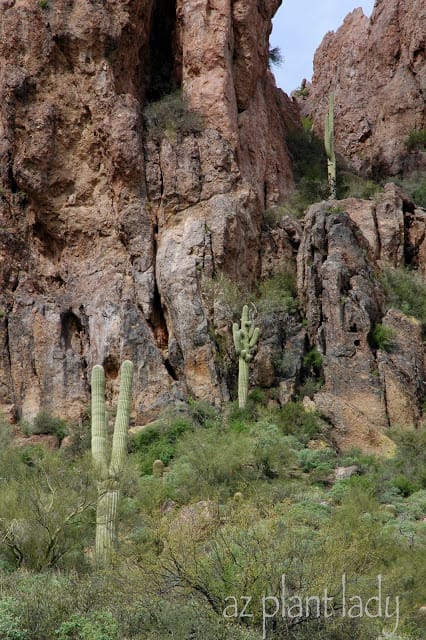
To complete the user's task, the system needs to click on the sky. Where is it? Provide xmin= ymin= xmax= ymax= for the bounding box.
xmin=270 ymin=0 xmax=376 ymax=94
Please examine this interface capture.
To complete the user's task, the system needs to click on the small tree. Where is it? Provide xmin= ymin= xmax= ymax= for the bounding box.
xmin=91 ymin=360 xmax=134 ymax=567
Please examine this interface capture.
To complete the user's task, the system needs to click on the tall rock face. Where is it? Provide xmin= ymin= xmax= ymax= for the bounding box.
xmin=298 ymin=0 xmax=426 ymax=176
xmin=0 ymin=0 xmax=299 ymax=422
xmin=297 ymin=185 xmax=426 ymax=452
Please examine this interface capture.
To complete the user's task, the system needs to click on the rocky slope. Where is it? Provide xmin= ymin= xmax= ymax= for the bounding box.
xmin=0 ymin=0 xmax=299 ymax=423
xmin=298 ymin=0 xmax=426 ymax=177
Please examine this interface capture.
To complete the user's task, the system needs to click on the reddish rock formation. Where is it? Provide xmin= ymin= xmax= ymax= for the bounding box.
xmin=0 ymin=0 xmax=299 ymax=423
xmin=297 ymin=187 xmax=426 ymax=452
xmin=298 ymin=0 xmax=426 ymax=177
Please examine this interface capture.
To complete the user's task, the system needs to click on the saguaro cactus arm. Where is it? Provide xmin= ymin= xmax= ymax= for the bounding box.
xmin=110 ymin=360 xmax=134 ymax=478
xmin=91 ymin=364 xmax=108 ymax=479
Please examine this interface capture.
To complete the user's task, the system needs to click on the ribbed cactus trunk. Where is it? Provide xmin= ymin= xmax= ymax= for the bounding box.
xmin=238 ymin=357 xmax=249 ymax=410
xmin=324 ymin=93 xmax=336 ymax=200
xmin=233 ymin=305 xmax=259 ymax=409
xmin=91 ymin=360 xmax=134 ymax=567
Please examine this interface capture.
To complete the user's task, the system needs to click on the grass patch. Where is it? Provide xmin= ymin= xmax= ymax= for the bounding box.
xmin=370 ymin=323 xmax=396 ymax=352
xmin=406 ymin=129 xmax=426 ymax=151
xmin=393 ymin=173 xmax=426 ymax=208
xmin=143 ymin=91 xmax=205 ymax=141
xmin=381 ymin=266 xmax=426 ymax=325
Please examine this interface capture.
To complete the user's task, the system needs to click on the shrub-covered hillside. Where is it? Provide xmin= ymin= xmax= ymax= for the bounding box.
xmin=0 ymin=394 xmax=425 ymax=640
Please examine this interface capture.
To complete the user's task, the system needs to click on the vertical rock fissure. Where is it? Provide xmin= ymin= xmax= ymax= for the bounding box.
xmin=371 ymin=203 xmax=382 ymax=261
xmin=402 ymin=201 xmax=420 ymax=267
xmin=145 ymin=0 xmax=180 ymax=102
xmin=2 ymin=315 xmax=15 ymax=406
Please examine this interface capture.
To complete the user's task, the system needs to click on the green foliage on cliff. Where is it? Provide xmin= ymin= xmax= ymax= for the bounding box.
xmin=143 ymin=91 xmax=205 ymax=141
xmin=406 ymin=129 xmax=426 ymax=151
xmin=370 ymin=323 xmax=396 ymax=352
xmin=381 ymin=266 xmax=426 ymax=324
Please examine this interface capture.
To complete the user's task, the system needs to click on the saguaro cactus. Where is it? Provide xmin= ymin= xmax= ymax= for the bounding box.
xmin=91 ymin=360 xmax=134 ymax=567
xmin=233 ymin=305 xmax=259 ymax=409
xmin=324 ymin=93 xmax=336 ymax=199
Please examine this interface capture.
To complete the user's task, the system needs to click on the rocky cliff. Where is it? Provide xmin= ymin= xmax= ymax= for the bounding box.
xmin=298 ymin=0 xmax=426 ymax=177
xmin=0 ymin=0 xmax=425 ymax=453
xmin=0 ymin=0 xmax=299 ymax=423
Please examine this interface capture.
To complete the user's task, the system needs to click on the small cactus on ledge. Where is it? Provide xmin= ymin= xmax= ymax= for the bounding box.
xmin=324 ymin=93 xmax=336 ymax=200
xmin=232 ymin=305 xmax=259 ymax=409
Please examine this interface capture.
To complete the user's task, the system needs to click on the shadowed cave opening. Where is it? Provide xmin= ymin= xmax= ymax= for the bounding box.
xmin=145 ymin=0 xmax=181 ymax=102
xmin=60 ymin=310 xmax=83 ymax=351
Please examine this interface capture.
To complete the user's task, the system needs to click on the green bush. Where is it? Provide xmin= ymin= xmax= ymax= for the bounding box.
xmin=370 ymin=323 xmax=396 ymax=352
xmin=144 ymin=91 xmax=204 ymax=141
xmin=56 ymin=611 xmax=119 ymax=640
xmin=395 ymin=173 xmax=426 ymax=208
xmin=0 ymin=446 xmax=94 ymax=570
xmin=275 ymin=401 xmax=323 ymax=443
xmin=339 ymin=171 xmax=383 ymax=199
xmin=381 ymin=266 xmax=426 ymax=325
xmin=0 ymin=599 xmax=28 ymax=640
xmin=256 ymin=268 xmax=298 ymax=314
xmin=297 ymin=447 xmax=337 ymax=473
xmin=28 ymin=411 xmax=68 ymax=441
xmin=130 ymin=416 xmax=192 ymax=475
xmin=285 ymin=126 xmax=329 ymax=214
xmin=303 ymin=348 xmax=324 ymax=369
xmin=406 ymin=129 xmax=426 ymax=150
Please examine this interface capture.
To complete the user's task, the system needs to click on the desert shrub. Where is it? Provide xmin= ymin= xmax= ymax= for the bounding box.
xmin=130 ymin=416 xmax=192 ymax=475
xmin=165 ymin=428 xmax=253 ymax=501
xmin=285 ymin=125 xmax=329 ymax=213
xmin=406 ymin=129 xmax=426 ymax=150
xmin=392 ymin=474 xmax=419 ymax=497
xmin=0 ymin=598 xmax=29 ymax=640
xmin=392 ymin=173 xmax=426 ymax=208
xmin=297 ymin=447 xmax=337 ymax=473
xmin=263 ymin=204 xmax=289 ymax=227
xmin=28 ymin=410 xmax=68 ymax=441
xmin=56 ymin=611 xmax=119 ymax=640
xmin=187 ymin=398 xmax=221 ymax=428
xmin=297 ymin=376 xmax=323 ymax=399
xmin=339 ymin=170 xmax=383 ymax=199
xmin=303 ymin=348 xmax=323 ymax=369
xmin=370 ymin=323 xmax=396 ymax=352
xmin=402 ymin=490 xmax=426 ymax=520
xmin=381 ymin=266 xmax=426 ymax=325
xmin=202 ymin=271 xmax=252 ymax=319
xmin=256 ymin=267 xmax=298 ymax=314
xmin=249 ymin=421 xmax=297 ymax=478
xmin=294 ymin=85 xmax=309 ymax=97
xmin=274 ymin=401 xmax=323 ymax=443
xmin=143 ymin=91 xmax=204 ymax=141
xmin=0 ymin=446 xmax=94 ymax=570
xmin=268 ymin=46 xmax=284 ymax=67
xmin=390 ymin=429 xmax=426 ymax=489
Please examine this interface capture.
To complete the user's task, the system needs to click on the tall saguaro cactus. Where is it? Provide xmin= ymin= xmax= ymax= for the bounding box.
xmin=324 ymin=93 xmax=336 ymax=199
xmin=233 ymin=305 xmax=259 ymax=409
xmin=91 ymin=360 xmax=134 ymax=567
